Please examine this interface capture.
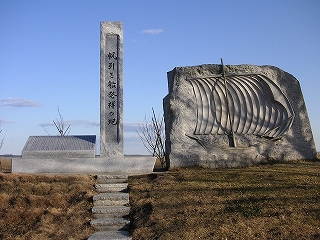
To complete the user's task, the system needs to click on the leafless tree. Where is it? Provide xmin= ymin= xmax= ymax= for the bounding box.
xmin=0 ymin=125 xmax=4 ymax=150
xmin=42 ymin=126 xmax=50 ymax=136
xmin=137 ymin=108 xmax=166 ymax=168
xmin=53 ymin=107 xmax=71 ymax=136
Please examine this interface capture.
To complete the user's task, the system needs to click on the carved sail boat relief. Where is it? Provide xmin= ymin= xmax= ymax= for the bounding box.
xmin=187 ymin=60 xmax=295 ymax=149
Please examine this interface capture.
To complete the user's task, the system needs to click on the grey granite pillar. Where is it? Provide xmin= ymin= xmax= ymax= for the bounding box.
xmin=100 ymin=22 xmax=123 ymax=157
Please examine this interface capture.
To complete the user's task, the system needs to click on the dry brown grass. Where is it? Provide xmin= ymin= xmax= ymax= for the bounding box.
xmin=0 ymin=173 xmax=97 ymax=240
xmin=0 ymin=158 xmax=11 ymax=173
xmin=129 ymin=160 xmax=320 ymax=240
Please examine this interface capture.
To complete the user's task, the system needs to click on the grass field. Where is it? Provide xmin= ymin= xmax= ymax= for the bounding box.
xmin=1 ymin=158 xmax=320 ymax=239
xmin=0 ymin=173 xmax=97 ymax=240
xmin=0 ymin=158 xmax=11 ymax=173
xmin=129 ymin=160 xmax=320 ymax=240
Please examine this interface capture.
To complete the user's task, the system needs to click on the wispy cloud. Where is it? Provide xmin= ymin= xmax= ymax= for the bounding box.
xmin=83 ymin=121 xmax=100 ymax=127
xmin=62 ymin=120 xmax=100 ymax=127
xmin=39 ymin=120 xmax=99 ymax=128
xmin=124 ymin=122 xmax=140 ymax=132
xmin=0 ymin=97 xmax=41 ymax=107
xmin=40 ymin=121 xmax=141 ymax=129
xmin=0 ymin=119 xmax=14 ymax=125
xmin=142 ymin=29 xmax=164 ymax=34
xmin=124 ymin=131 xmax=140 ymax=139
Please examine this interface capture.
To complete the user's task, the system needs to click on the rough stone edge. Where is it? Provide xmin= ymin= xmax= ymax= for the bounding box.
xmin=163 ymin=64 xmax=317 ymax=168
xmin=11 ymin=156 xmax=155 ymax=174
xmin=21 ymin=135 xmax=96 ymax=159
xmin=100 ymin=21 xmax=124 ymax=158
xmin=88 ymin=230 xmax=131 ymax=240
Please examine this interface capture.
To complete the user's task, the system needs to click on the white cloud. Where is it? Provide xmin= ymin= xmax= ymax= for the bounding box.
xmin=142 ymin=29 xmax=164 ymax=34
xmin=124 ymin=122 xmax=140 ymax=132
xmin=124 ymin=131 xmax=140 ymax=139
xmin=39 ymin=121 xmax=144 ymax=133
xmin=64 ymin=120 xmax=99 ymax=127
xmin=39 ymin=122 xmax=54 ymax=127
xmin=0 ymin=119 xmax=14 ymax=124
xmin=0 ymin=97 xmax=41 ymax=107
xmin=84 ymin=121 xmax=100 ymax=127
xmin=39 ymin=120 xmax=99 ymax=128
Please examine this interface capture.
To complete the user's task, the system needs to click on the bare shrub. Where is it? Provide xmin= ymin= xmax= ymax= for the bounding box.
xmin=137 ymin=108 xmax=166 ymax=168
xmin=0 ymin=125 xmax=4 ymax=150
xmin=41 ymin=107 xmax=71 ymax=136
xmin=53 ymin=107 xmax=71 ymax=136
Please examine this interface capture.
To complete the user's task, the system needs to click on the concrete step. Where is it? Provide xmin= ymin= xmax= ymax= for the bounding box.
xmin=93 ymin=192 xmax=129 ymax=206
xmin=92 ymin=206 xmax=130 ymax=218
xmin=88 ymin=230 xmax=131 ymax=240
xmin=90 ymin=217 xmax=130 ymax=231
xmin=97 ymin=174 xmax=128 ymax=184
xmin=95 ymin=183 xmax=128 ymax=193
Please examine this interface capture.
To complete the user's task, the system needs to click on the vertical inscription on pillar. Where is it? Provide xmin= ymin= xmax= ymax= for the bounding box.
xmin=105 ymin=35 xmax=119 ymax=142
xmin=100 ymin=22 xmax=123 ymax=157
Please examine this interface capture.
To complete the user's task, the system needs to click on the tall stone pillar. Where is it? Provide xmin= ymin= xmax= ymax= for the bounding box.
xmin=100 ymin=22 xmax=123 ymax=157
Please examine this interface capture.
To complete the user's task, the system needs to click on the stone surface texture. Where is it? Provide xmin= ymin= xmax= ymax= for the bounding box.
xmin=12 ymin=155 xmax=156 ymax=174
xmin=21 ymin=135 xmax=96 ymax=159
xmin=100 ymin=21 xmax=124 ymax=157
xmin=88 ymin=231 xmax=131 ymax=240
xmin=95 ymin=183 xmax=128 ymax=192
xmin=163 ymin=64 xmax=317 ymax=168
xmin=89 ymin=174 xmax=131 ymax=239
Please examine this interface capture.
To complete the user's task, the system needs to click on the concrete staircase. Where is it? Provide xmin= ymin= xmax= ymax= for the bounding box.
xmin=88 ymin=174 xmax=131 ymax=240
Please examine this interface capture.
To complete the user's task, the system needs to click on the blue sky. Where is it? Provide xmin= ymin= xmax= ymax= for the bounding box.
xmin=0 ymin=0 xmax=319 ymax=155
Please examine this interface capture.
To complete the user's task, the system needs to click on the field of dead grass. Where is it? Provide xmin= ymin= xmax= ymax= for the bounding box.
xmin=129 ymin=160 xmax=320 ymax=240
xmin=0 ymin=173 xmax=97 ymax=240
xmin=0 ymin=158 xmax=11 ymax=173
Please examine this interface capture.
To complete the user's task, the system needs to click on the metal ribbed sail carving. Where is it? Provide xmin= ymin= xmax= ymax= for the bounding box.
xmin=187 ymin=62 xmax=294 ymax=148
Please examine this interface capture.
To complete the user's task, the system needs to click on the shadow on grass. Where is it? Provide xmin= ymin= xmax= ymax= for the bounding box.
xmin=129 ymin=160 xmax=320 ymax=240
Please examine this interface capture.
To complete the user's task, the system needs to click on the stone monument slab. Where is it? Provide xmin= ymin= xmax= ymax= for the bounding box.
xmin=100 ymin=21 xmax=123 ymax=157
xmin=22 ymin=135 xmax=96 ymax=159
xmin=12 ymin=21 xmax=157 ymax=174
xmin=163 ymin=63 xmax=317 ymax=168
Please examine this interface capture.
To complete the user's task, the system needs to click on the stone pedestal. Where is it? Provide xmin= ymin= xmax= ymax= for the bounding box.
xmin=12 ymin=156 xmax=156 ymax=174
